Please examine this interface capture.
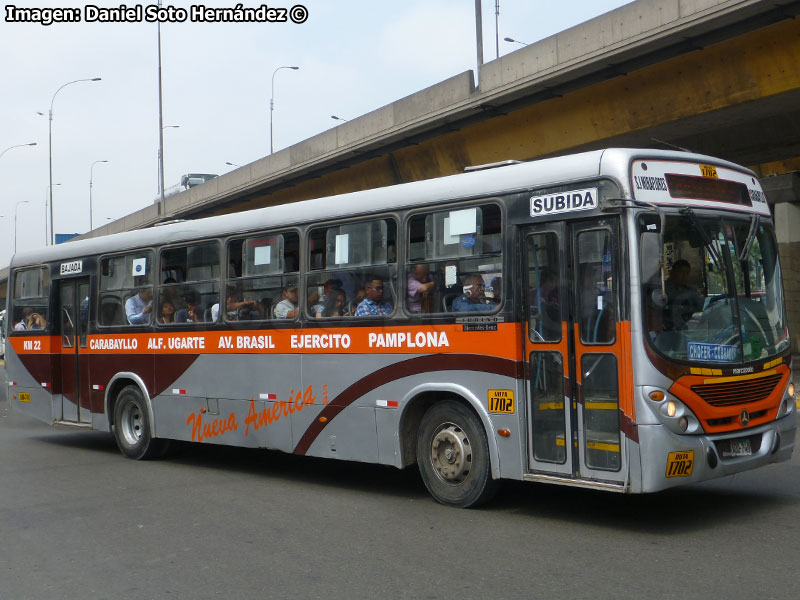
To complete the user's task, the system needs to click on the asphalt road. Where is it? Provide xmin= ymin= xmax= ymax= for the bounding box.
xmin=1 ymin=362 xmax=799 ymax=600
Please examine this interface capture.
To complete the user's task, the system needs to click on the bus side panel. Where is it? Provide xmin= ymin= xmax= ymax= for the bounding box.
xmin=149 ymin=353 xmax=299 ymax=452
xmin=5 ymin=344 xmax=56 ymax=425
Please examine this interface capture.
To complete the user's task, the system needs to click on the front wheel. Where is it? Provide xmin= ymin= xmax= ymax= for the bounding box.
xmin=416 ymin=400 xmax=498 ymax=508
xmin=113 ymin=385 xmax=169 ymax=460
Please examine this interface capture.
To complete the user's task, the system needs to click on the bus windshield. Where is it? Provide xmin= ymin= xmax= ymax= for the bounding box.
xmin=643 ymin=211 xmax=789 ymax=364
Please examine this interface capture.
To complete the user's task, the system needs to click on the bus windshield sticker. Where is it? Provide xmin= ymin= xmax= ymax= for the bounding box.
xmin=687 ymin=342 xmax=737 ymax=362
xmin=132 ymin=257 xmax=146 ymax=276
xmin=335 ymin=234 xmax=349 ymax=264
xmin=449 ymin=208 xmax=477 ymax=235
xmin=254 ymin=246 xmax=271 ymax=265
xmin=60 ymin=260 xmax=83 ymax=275
xmin=529 ymin=187 xmax=597 ymax=217
xmin=445 ymin=264 xmax=458 ymax=286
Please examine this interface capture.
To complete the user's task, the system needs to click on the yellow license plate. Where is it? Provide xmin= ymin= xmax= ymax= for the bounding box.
xmin=666 ymin=451 xmax=694 ymax=478
xmin=19 ymin=392 xmax=31 ymax=403
xmin=488 ymin=389 xmax=514 ymax=413
xmin=700 ymin=164 xmax=718 ymax=178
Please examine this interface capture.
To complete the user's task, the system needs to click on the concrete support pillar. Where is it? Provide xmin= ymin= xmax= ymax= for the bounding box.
xmin=774 ymin=202 xmax=800 ymax=352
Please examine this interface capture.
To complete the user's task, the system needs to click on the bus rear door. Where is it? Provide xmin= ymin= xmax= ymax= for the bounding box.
xmin=56 ymin=277 xmax=92 ymax=425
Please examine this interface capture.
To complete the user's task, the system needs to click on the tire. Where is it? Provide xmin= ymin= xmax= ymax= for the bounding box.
xmin=416 ymin=400 xmax=498 ymax=508
xmin=113 ymin=385 xmax=169 ymax=460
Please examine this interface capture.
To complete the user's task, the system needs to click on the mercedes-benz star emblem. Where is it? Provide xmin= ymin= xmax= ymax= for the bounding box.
xmin=740 ymin=409 xmax=750 ymax=427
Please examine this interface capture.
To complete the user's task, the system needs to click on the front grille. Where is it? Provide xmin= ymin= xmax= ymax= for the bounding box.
xmin=691 ymin=373 xmax=782 ymax=407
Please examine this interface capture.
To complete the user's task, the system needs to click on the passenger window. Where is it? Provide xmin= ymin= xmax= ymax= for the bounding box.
xmin=159 ymin=243 xmax=220 ymax=325
xmin=99 ymin=252 xmax=154 ymax=327
xmin=226 ymin=232 xmax=300 ymax=321
xmin=11 ymin=267 xmax=50 ymax=332
xmin=406 ymin=204 xmax=502 ymax=315
xmin=308 ymin=219 xmax=396 ymax=318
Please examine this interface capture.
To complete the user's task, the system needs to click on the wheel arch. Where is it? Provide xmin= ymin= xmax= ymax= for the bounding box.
xmin=105 ymin=373 xmax=156 ymax=435
xmin=398 ymin=383 xmax=500 ymax=479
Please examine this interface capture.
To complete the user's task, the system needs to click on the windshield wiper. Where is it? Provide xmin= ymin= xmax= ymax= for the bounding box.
xmin=680 ymin=207 xmax=722 ymax=266
xmin=738 ymin=214 xmax=760 ymax=261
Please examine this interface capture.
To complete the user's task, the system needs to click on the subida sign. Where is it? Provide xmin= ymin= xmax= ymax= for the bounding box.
xmin=530 ymin=187 xmax=597 ymax=217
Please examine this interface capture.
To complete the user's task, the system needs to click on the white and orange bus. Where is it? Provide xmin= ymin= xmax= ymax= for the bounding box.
xmin=5 ymin=148 xmax=796 ymax=507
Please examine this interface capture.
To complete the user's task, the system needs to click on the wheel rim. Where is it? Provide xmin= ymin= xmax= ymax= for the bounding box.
xmin=120 ymin=401 xmax=143 ymax=445
xmin=429 ymin=423 xmax=472 ymax=484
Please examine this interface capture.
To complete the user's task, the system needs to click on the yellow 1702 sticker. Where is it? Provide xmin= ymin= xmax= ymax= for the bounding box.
xmin=488 ymin=389 xmax=514 ymax=414
xmin=700 ymin=164 xmax=718 ymax=178
xmin=666 ymin=450 xmax=694 ymax=477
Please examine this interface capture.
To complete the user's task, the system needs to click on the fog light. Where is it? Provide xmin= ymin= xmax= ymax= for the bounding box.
xmin=679 ymin=416 xmax=689 ymax=432
xmin=666 ymin=401 xmax=677 ymax=417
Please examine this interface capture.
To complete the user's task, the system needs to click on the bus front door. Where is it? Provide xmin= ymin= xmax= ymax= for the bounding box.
xmin=523 ymin=219 xmax=626 ymax=485
xmin=57 ymin=278 xmax=91 ymax=424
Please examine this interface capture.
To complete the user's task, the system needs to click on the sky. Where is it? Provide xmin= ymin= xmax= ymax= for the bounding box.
xmin=0 ymin=0 xmax=634 ymax=268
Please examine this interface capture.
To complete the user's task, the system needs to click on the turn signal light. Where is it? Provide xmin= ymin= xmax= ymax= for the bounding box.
xmin=649 ymin=390 xmax=665 ymax=402
xmin=319 ymin=416 xmax=328 ymax=423
xmin=497 ymin=428 xmax=511 ymax=437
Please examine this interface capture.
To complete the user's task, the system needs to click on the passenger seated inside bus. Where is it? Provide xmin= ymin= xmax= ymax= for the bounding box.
xmin=125 ymin=289 xmax=153 ymax=325
xmin=158 ymin=300 xmax=176 ymax=324
xmin=318 ymin=290 xmax=348 ymax=318
xmin=452 ymin=274 xmax=492 ymax=312
xmin=354 ymin=277 xmax=393 ymax=316
xmin=309 ymin=278 xmax=343 ymax=316
xmin=14 ymin=307 xmax=33 ymax=331
xmin=175 ymin=290 xmax=204 ymax=323
xmin=27 ymin=313 xmax=47 ymax=330
xmin=274 ymin=286 xmax=299 ymax=319
xmin=407 ymin=264 xmax=435 ymax=313
xmin=212 ymin=287 xmax=262 ymax=321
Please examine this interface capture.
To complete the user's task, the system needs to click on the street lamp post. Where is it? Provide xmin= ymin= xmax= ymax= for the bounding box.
xmin=14 ymin=200 xmax=29 ymax=254
xmin=89 ymin=160 xmax=109 ymax=232
xmin=270 ymin=66 xmax=299 ymax=154
xmin=503 ymin=36 xmax=528 ymax=46
xmin=0 ymin=142 xmax=36 ymax=161
xmin=48 ymin=77 xmax=101 ymax=246
xmin=157 ymin=125 xmax=179 ymax=214
xmin=225 ymin=161 xmax=240 ymax=168
xmin=45 ymin=183 xmax=61 ymax=244
xmin=331 ymin=115 xmax=348 ymax=123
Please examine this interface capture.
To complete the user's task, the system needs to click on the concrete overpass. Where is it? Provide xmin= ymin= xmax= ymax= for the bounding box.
xmin=5 ymin=0 xmax=800 ymax=342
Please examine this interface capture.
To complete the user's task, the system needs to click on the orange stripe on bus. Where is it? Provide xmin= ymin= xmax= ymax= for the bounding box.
xmin=8 ymin=323 xmax=523 ymax=360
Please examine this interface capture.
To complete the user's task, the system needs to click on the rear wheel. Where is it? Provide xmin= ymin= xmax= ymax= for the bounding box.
xmin=113 ymin=385 xmax=169 ymax=459
xmin=416 ymin=400 xmax=498 ymax=508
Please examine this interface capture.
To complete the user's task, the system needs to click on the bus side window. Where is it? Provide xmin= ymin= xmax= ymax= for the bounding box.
xmin=406 ymin=204 xmax=502 ymax=316
xmin=309 ymin=219 xmax=397 ymax=318
xmin=99 ymin=252 xmax=154 ymax=327
xmin=11 ymin=267 xmax=51 ymax=332
xmin=226 ymin=232 xmax=300 ymax=322
xmin=159 ymin=243 xmax=220 ymax=324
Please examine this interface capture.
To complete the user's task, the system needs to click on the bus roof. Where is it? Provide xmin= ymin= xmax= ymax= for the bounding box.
xmin=11 ymin=148 xmax=754 ymax=270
